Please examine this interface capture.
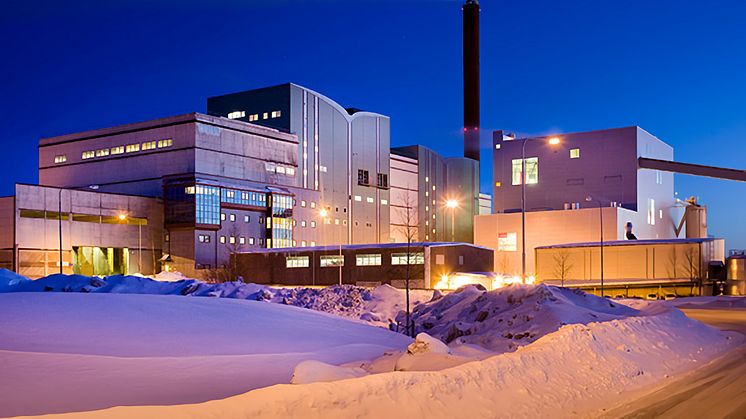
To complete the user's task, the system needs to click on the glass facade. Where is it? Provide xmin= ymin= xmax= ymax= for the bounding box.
xmin=221 ymin=188 xmax=266 ymax=207
xmin=391 ymin=252 xmax=425 ymax=265
xmin=511 ymin=157 xmax=539 ymax=185
xmin=269 ymin=193 xmax=293 ymax=248
xmin=194 ymin=185 xmax=221 ymax=225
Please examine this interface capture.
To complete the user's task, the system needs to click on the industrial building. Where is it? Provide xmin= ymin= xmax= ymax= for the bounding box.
xmin=2 ymin=84 xmax=482 ymax=279
xmin=232 ymin=242 xmax=493 ymax=289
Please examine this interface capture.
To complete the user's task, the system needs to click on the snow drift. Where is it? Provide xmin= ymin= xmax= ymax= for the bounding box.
xmin=0 ymin=292 xmax=411 ymax=417
xmin=398 ymin=283 xmax=638 ymax=353
xmin=0 ymin=270 xmax=432 ymax=329
xmin=26 ymin=303 xmax=736 ymax=419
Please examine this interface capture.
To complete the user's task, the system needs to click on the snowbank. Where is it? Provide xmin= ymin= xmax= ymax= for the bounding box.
xmin=27 ymin=304 xmax=736 ymax=419
xmin=290 ymin=360 xmax=367 ymax=384
xmin=0 ymin=292 xmax=411 ymax=417
xmin=398 ymin=283 xmax=638 ymax=353
xmin=0 ymin=273 xmax=433 ymax=329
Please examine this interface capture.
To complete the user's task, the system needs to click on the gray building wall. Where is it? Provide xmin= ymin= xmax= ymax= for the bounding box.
xmin=207 ymin=83 xmax=391 ymax=246
xmin=4 ymin=184 xmax=163 ymax=278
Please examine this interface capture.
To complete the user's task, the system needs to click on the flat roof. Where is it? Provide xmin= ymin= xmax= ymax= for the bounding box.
xmin=39 ymin=112 xmax=297 ymax=147
xmin=240 ymin=241 xmax=493 ymax=254
xmin=536 ymin=237 xmax=722 ymax=250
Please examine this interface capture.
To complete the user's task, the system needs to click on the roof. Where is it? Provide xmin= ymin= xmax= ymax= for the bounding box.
xmin=39 ymin=112 xmax=297 ymax=147
xmin=536 ymin=237 xmax=722 ymax=250
xmin=240 ymin=242 xmax=493 ymax=254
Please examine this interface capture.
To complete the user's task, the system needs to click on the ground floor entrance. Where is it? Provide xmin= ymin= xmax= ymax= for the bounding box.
xmin=73 ymin=246 xmax=129 ymax=276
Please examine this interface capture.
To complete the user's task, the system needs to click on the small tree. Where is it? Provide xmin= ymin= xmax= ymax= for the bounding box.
xmin=552 ymin=250 xmax=573 ymax=287
xmin=395 ymin=189 xmax=419 ymax=337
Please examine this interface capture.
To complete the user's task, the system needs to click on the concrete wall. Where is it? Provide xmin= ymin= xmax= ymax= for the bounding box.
xmin=474 ymin=207 xmax=624 ymax=275
xmin=0 ymin=196 xmax=14 ymax=270
xmin=493 ymin=127 xmax=640 ymax=213
xmin=11 ymin=184 xmax=163 ymax=278
xmin=535 ymin=239 xmax=725 ymax=283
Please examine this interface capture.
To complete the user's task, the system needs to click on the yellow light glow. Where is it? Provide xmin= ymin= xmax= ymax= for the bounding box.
xmin=319 ymin=209 xmax=328 ymax=218
xmin=118 ymin=213 xmax=127 ymax=221
xmin=548 ymin=137 xmax=561 ymax=145
xmin=445 ymin=199 xmax=459 ymax=209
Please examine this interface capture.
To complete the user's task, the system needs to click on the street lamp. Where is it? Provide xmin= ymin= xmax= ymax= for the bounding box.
xmin=320 ymin=208 xmax=342 ymax=286
xmin=520 ymin=136 xmax=562 ymax=283
xmin=586 ymin=195 xmax=604 ymax=297
xmin=445 ymin=199 xmax=459 ymax=242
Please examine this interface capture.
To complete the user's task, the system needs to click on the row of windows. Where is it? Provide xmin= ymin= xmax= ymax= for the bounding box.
xmin=218 ymin=235 xmax=257 ymax=245
xmin=265 ymin=162 xmax=296 ymax=176
xmin=228 ymin=110 xmax=282 ymax=121
xmin=65 ymin=138 xmax=174 ymax=164
xmin=287 ymin=252 xmax=425 ymax=268
xmin=357 ymin=170 xmax=389 ymax=188
xmin=353 ymin=195 xmax=388 ymax=205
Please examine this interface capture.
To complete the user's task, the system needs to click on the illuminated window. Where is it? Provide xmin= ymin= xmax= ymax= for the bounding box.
xmin=81 ymin=151 xmax=95 ymax=159
xmin=95 ymin=148 xmax=110 ymax=157
xmin=185 ymin=186 xmax=196 ymax=194
xmin=244 ymin=215 xmax=250 ymax=222
xmin=354 ymin=195 xmax=362 ymax=202
xmin=141 ymin=141 xmax=157 ymax=151
xmin=54 ymin=155 xmax=67 ymax=164
xmin=320 ymin=165 xmax=328 ymax=173
xmin=229 ymin=214 xmax=236 ymax=222
xmin=495 ymin=144 xmax=501 ymax=150
xmin=648 ymin=199 xmax=656 ymax=225
xmin=301 ymin=200 xmax=307 ymax=207
xmin=157 ymin=139 xmax=173 ymax=148
xmin=220 ymin=213 xmax=226 ymax=221
xmin=249 ymin=114 xmax=259 ymax=122
xmin=301 ymin=220 xmax=307 ymax=227
xmin=498 ymin=232 xmax=517 ymax=251
xmin=229 ymin=236 xmax=236 ymax=244
xmin=356 ymin=254 xmax=382 ymax=266
xmin=381 ymin=199 xmax=388 ymax=205
xmin=111 ymin=146 xmax=125 ymax=155
xmin=310 ymin=221 xmax=316 ymax=228
xmin=286 ymin=256 xmax=309 ymax=268
xmin=366 ymin=197 xmax=374 ymax=203
xmin=511 ymin=157 xmax=538 ymax=185
xmin=249 ymin=237 xmax=255 ymax=245
xmin=310 ymin=202 xmax=316 ymax=209
xmin=570 ymin=148 xmax=580 ymax=159
xmin=310 ymin=241 xmax=316 ymax=246
xmin=656 ymin=170 xmax=663 ymax=185
xmin=125 ymin=144 xmax=140 ymax=153
xmin=391 ymin=252 xmax=424 ymax=265
xmin=271 ymin=110 xmax=282 ymax=118
xmin=239 ymin=237 xmax=246 ymax=245
xmin=320 ymin=255 xmax=344 ymax=267
xmin=286 ymin=167 xmax=295 ymax=176
xmin=276 ymin=166 xmax=286 ymax=174
xmin=263 ymin=112 xmax=269 ymax=120
xmin=219 ymin=236 xmax=226 ymax=244
xmin=227 ymin=110 xmax=245 ymax=119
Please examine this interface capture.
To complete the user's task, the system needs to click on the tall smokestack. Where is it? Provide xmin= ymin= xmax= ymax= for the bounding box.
xmin=463 ymin=0 xmax=480 ymax=162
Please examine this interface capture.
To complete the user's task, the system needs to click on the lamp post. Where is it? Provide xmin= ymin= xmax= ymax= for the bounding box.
xmin=586 ymin=195 xmax=604 ymax=297
xmin=320 ymin=208 xmax=342 ymax=286
xmin=520 ymin=136 xmax=561 ymax=283
xmin=445 ymin=199 xmax=459 ymax=242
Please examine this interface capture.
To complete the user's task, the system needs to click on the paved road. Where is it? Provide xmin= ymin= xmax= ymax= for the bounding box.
xmin=603 ymin=307 xmax=746 ymax=419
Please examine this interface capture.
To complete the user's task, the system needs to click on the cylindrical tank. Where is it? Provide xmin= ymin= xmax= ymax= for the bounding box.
xmin=727 ymin=254 xmax=746 ymax=295
xmin=685 ymin=205 xmax=707 ymax=238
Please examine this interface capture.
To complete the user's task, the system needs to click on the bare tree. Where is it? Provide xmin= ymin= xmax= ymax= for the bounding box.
xmin=552 ymin=250 xmax=573 ymax=287
xmin=394 ymin=189 xmax=420 ymax=337
xmin=667 ymin=247 xmax=680 ymax=279
xmin=683 ymin=247 xmax=701 ymax=296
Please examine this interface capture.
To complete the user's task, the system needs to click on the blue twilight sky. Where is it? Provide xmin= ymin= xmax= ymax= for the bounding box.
xmin=0 ymin=0 xmax=744 ymax=250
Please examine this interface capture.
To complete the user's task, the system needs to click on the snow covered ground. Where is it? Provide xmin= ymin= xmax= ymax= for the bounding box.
xmin=0 ymin=270 xmax=433 ymax=330
xmin=0 ymin=269 xmax=741 ymax=418
xmin=0 ymin=292 xmax=411 ymax=417
xmin=14 ymin=300 xmax=737 ymax=419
